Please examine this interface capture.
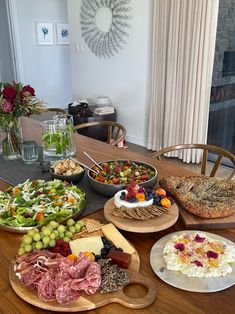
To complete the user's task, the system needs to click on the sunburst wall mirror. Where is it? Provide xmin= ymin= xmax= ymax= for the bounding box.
xmin=80 ymin=0 xmax=132 ymax=59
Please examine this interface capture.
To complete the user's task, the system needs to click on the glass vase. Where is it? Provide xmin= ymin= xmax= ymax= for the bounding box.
xmin=2 ymin=119 xmax=22 ymax=160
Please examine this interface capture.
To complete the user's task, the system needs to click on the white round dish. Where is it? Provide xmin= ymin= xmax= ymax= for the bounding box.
xmin=114 ymin=189 xmax=153 ymax=208
xmin=150 ymin=230 xmax=235 ymax=293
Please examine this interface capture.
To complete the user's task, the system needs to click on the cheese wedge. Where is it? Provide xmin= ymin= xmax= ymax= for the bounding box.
xmin=69 ymin=236 xmax=104 ymax=256
xmin=101 ymin=223 xmax=135 ymax=254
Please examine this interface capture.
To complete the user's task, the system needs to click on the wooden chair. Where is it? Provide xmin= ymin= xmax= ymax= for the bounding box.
xmin=152 ymin=144 xmax=235 ymax=179
xmin=75 ymin=120 xmax=126 ymax=146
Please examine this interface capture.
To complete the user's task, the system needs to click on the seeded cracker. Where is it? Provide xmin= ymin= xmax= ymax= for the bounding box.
xmin=83 ymin=218 xmax=104 ymax=233
xmin=73 ymin=218 xmax=104 ymax=239
xmin=112 ymin=205 xmax=168 ymax=220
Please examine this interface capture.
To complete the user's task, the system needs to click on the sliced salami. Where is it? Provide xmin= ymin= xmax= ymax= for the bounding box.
xmin=37 ymin=271 xmax=57 ymax=301
xmin=55 ymin=280 xmax=80 ymax=304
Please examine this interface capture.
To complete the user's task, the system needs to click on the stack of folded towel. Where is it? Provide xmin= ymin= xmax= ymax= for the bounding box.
xmin=94 ymin=106 xmax=115 ymax=115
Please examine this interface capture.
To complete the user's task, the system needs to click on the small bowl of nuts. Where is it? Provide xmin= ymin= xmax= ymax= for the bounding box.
xmin=50 ymin=158 xmax=85 ymax=182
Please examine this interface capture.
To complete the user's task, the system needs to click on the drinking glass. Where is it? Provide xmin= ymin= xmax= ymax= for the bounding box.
xmin=21 ymin=141 xmax=39 ymax=164
xmin=53 ymin=113 xmax=76 ymax=157
xmin=42 ymin=114 xmax=76 ymax=160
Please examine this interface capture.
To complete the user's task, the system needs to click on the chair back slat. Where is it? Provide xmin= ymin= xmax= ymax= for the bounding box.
xmin=115 ymin=127 xmax=121 ymax=141
xmin=107 ymin=126 xmax=112 ymax=143
xmin=201 ymin=149 xmax=208 ymax=175
xmin=210 ymin=154 xmax=223 ymax=177
xmin=152 ymin=143 xmax=235 ymax=179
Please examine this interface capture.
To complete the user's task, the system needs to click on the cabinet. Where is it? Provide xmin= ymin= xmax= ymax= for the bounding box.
xmin=71 ymin=105 xmax=117 ymax=141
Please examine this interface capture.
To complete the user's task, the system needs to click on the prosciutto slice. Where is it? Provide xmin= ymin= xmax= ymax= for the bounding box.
xmin=21 ymin=267 xmax=45 ymax=289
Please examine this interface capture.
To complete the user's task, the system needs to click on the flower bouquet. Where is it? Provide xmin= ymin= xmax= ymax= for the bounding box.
xmin=0 ymin=82 xmax=46 ymax=160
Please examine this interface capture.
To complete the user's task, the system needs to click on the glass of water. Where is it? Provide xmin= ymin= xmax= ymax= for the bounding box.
xmin=21 ymin=141 xmax=38 ymax=164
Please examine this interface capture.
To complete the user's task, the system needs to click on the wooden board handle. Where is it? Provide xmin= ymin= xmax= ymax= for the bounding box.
xmin=110 ymin=271 xmax=158 ymax=309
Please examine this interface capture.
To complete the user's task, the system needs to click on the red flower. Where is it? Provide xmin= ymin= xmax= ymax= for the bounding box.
xmin=206 ymin=250 xmax=219 ymax=259
xmin=1 ymin=100 xmax=14 ymax=113
xmin=174 ymin=243 xmax=185 ymax=251
xmin=193 ymin=260 xmax=203 ymax=267
xmin=2 ymin=86 xmax=17 ymax=101
xmin=194 ymin=234 xmax=206 ymax=243
xmin=20 ymin=85 xmax=35 ymax=97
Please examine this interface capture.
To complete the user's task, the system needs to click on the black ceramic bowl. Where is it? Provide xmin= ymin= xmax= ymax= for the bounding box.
xmin=87 ymin=160 xmax=158 ymax=197
xmin=50 ymin=167 xmax=85 ymax=183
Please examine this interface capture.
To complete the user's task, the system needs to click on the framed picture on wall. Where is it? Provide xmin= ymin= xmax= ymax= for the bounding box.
xmin=36 ymin=22 xmax=53 ymax=45
xmin=56 ymin=23 xmax=70 ymax=45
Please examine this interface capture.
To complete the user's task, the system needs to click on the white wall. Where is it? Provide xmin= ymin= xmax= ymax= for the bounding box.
xmin=67 ymin=0 xmax=153 ymax=146
xmin=0 ymin=0 xmax=14 ymax=82
xmin=15 ymin=0 xmax=72 ymax=107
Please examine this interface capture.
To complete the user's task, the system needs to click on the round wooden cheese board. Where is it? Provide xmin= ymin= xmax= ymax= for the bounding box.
xmin=9 ymin=246 xmax=158 ymax=311
xmin=104 ymin=198 xmax=179 ymax=233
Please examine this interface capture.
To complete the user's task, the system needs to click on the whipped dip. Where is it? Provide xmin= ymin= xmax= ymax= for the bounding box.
xmin=163 ymin=232 xmax=235 ymax=278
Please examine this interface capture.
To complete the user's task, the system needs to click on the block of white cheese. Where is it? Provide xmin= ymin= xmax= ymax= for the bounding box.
xmin=101 ymin=223 xmax=135 ymax=255
xmin=69 ymin=236 xmax=104 ymax=256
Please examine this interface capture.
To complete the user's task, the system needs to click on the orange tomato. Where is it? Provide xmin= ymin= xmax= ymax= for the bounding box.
xmin=156 ymin=188 xmax=167 ymax=197
xmin=35 ymin=212 xmax=44 ymax=222
xmin=53 ymin=195 xmax=60 ymax=200
xmin=160 ymin=197 xmax=172 ymax=208
xmin=67 ymin=254 xmax=77 ymax=261
xmin=135 ymin=193 xmax=146 ymax=202
xmin=54 ymin=201 xmax=64 ymax=206
xmin=83 ymin=252 xmax=95 ymax=262
xmin=13 ymin=187 xmax=21 ymax=196
xmin=67 ymin=197 xmax=76 ymax=203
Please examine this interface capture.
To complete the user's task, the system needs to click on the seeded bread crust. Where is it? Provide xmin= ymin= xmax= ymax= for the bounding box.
xmin=159 ymin=176 xmax=235 ymax=219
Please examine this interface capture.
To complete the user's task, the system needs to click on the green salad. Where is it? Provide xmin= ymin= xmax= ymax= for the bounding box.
xmin=0 ymin=179 xmax=86 ymax=227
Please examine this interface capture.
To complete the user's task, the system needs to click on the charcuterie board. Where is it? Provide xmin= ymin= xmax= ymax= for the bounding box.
xmin=104 ymin=198 xmax=179 ymax=233
xmin=9 ymin=247 xmax=158 ymax=311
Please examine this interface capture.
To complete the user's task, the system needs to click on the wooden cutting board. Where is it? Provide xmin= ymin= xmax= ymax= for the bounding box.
xmin=180 ymin=207 xmax=235 ymax=230
xmin=104 ymin=198 xmax=179 ymax=233
xmin=9 ymin=248 xmax=158 ymax=312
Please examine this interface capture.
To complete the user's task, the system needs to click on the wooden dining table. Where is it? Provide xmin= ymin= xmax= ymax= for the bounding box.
xmin=0 ymin=118 xmax=234 ymax=314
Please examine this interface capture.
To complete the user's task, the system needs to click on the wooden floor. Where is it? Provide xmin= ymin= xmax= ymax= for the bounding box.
xmin=127 ymin=142 xmax=233 ymax=179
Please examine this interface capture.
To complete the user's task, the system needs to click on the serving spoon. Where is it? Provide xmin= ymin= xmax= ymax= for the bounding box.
xmin=83 ymin=151 xmax=103 ymax=171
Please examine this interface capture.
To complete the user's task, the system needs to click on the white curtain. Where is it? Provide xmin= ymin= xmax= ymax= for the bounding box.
xmin=147 ymin=0 xmax=219 ymax=163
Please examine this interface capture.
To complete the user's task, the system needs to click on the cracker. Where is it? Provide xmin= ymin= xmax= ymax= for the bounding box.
xmin=83 ymin=218 xmax=103 ymax=233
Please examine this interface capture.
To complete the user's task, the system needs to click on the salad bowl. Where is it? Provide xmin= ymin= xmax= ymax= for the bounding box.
xmin=0 ymin=179 xmax=86 ymax=233
xmin=87 ymin=160 xmax=158 ymax=196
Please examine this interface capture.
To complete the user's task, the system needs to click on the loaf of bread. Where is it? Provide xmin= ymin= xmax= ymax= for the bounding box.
xmin=159 ymin=176 xmax=235 ymax=219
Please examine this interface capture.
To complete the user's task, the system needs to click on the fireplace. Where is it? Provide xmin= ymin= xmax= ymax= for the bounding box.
xmin=222 ymin=51 xmax=235 ymax=77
